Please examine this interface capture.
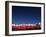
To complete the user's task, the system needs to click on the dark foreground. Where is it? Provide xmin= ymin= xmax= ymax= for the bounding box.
xmin=12 ymin=25 xmax=41 ymax=31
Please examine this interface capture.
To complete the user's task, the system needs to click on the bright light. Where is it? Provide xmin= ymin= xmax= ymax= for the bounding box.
xmin=39 ymin=22 xmax=40 ymax=25
xmin=12 ymin=24 xmax=15 ymax=26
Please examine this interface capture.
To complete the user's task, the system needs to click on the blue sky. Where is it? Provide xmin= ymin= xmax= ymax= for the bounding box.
xmin=12 ymin=6 xmax=41 ymax=24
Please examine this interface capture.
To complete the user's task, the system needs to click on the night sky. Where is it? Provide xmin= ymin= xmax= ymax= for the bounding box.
xmin=12 ymin=6 xmax=41 ymax=24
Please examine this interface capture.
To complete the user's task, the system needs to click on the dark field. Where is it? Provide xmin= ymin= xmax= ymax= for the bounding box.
xmin=12 ymin=24 xmax=41 ymax=31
